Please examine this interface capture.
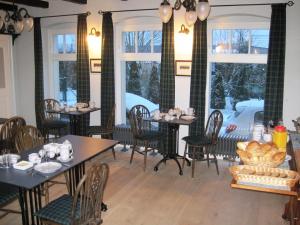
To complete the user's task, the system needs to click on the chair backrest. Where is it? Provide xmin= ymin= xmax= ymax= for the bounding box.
xmin=15 ymin=125 xmax=44 ymax=153
xmin=70 ymin=163 xmax=109 ymax=225
xmin=39 ymin=99 xmax=61 ymax=121
xmin=205 ymin=110 xmax=223 ymax=145
xmin=0 ymin=116 xmax=26 ymax=151
xmin=128 ymin=105 xmax=150 ymax=137
xmin=105 ymin=104 xmax=116 ymax=131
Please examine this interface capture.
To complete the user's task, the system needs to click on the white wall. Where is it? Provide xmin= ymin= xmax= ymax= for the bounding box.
xmin=12 ymin=0 xmax=300 ymax=133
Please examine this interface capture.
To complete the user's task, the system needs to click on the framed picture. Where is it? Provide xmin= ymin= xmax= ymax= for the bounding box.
xmin=90 ymin=58 xmax=101 ymax=73
xmin=175 ymin=60 xmax=192 ymax=76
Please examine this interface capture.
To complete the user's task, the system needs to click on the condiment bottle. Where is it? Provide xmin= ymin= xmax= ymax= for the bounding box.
xmin=272 ymin=125 xmax=288 ymax=149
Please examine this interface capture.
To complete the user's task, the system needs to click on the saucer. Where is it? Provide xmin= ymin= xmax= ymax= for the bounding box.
xmin=57 ymin=156 xmax=73 ymax=163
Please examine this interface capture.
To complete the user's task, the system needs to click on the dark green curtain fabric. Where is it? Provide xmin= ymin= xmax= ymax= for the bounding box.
xmin=76 ymin=14 xmax=90 ymax=136
xmin=34 ymin=18 xmax=44 ymax=131
xmin=159 ymin=15 xmax=175 ymax=154
xmin=264 ymin=4 xmax=286 ymax=125
xmin=101 ymin=12 xmax=115 ymax=127
xmin=189 ymin=19 xmax=207 ymax=137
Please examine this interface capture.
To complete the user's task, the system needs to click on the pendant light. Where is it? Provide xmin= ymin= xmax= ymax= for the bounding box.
xmin=196 ymin=0 xmax=211 ymax=21
xmin=159 ymin=0 xmax=173 ymax=23
xmin=185 ymin=9 xmax=197 ymax=26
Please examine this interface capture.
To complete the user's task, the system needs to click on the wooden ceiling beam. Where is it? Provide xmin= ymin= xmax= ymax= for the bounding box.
xmin=62 ymin=0 xmax=87 ymax=4
xmin=0 ymin=0 xmax=49 ymax=8
xmin=0 ymin=2 xmax=17 ymax=11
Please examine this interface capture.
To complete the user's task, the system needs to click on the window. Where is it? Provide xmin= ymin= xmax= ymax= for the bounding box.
xmin=208 ymin=25 xmax=269 ymax=134
xmin=52 ymin=33 xmax=77 ymax=106
xmin=120 ymin=29 xmax=162 ymax=122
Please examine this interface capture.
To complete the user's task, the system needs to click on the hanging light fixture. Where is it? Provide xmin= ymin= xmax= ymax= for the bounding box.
xmin=159 ymin=0 xmax=210 ymax=25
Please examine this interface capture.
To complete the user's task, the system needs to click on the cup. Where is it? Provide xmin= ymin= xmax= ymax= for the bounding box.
xmin=89 ymin=101 xmax=96 ymax=108
xmin=1 ymin=150 xmax=11 ymax=168
xmin=60 ymin=145 xmax=73 ymax=161
xmin=186 ymin=107 xmax=195 ymax=116
xmin=28 ymin=153 xmax=40 ymax=163
xmin=39 ymin=149 xmax=46 ymax=158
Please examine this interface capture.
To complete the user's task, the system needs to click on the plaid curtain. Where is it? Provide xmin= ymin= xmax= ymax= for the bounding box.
xmin=34 ymin=18 xmax=44 ymax=131
xmin=101 ymin=12 xmax=115 ymax=127
xmin=159 ymin=15 xmax=175 ymax=154
xmin=264 ymin=4 xmax=286 ymax=125
xmin=189 ymin=19 xmax=207 ymax=137
xmin=76 ymin=14 xmax=90 ymax=136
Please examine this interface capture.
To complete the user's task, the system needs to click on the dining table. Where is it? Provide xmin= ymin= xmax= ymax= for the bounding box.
xmin=144 ymin=116 xmax=196 ymax=175
xmin=0 ymin=135 xmax=118 ymax=225
xmin=47 ymin=107 xmax=100 ymax=135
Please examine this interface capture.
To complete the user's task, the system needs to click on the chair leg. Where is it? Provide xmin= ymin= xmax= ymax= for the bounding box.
xmin=144 ymin=141 xmax=149 ymax=172
xmin=182 ymin=142 xmax=188 ymax=169
xmin=191 ymin=147 xmax=196 ymax=178
xmin=206 ymin=147 xmax=210 ymax=168
xmin=213 ymin=153 xmax=219 ymax=175
xmin=130 ymin=141 xmax=136 ymax=164
xmin=112 ymin=147 xmax=116 ymax=160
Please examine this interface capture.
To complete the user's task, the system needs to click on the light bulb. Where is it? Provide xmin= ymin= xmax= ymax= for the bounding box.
xmin=159 ymin=1 xmax=173 ymax=23
xmin=185 ymin=10 xmax=197 ymax=27
xmin=196 ymin=1 xmax=211 ymax=21
xmin=24 ymin=17 xmax=34 ymax=31
xmin=14 ymin=20 xmax=24 ymax=34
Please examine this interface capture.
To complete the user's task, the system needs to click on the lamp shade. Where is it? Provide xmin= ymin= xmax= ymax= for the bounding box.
xmin=196 ymin=0 xmax=211 ymax=21
xmin=14 ymin=20 xmax=24 ymax=34
xmin=185 ymin=10 xmax=197 ymax=27
xmin=24 ymin=17 xmax=34 ymax=31
xmin=159 ymin=0 xmax=173 ymax=23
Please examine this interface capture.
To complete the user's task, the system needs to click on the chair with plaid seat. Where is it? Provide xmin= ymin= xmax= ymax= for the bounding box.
xmin=182 ymin=110 xmax=223 ymax=178
xmin=34 ymin=163 xmax=109 ymax=225
xmin=0 ymin=183 xmax=21 ymax=219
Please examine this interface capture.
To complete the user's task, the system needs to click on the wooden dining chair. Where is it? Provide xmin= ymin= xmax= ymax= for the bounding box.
xmin=34 ymin=163 xmax=109 ymax=225
xmin=0 ymin=116 xmax=26 ymax=153
xmin=87 ymin=104 xmax=116 ymax=159
xmin=39 ymin=99 xmax=69 ymax=142
xmin=15 ymin=125 xmax=44 ymax=153
xmin=182 ymin=110 xmax=223 ymax=178
xmin=0 ymin=183 xmax=21 ymax=219
xmin=128 ymin=105 xmax=164 ymax=171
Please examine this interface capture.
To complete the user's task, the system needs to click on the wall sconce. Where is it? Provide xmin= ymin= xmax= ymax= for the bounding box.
xmin=179 ymin=24 xmax=189 ymax=35
xmin=89 ymin=27 xmax=100 ymax=37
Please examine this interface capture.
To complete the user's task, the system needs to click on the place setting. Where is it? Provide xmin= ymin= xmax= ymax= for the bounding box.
xmin=152 ymin=107 xmax=196 ymax=121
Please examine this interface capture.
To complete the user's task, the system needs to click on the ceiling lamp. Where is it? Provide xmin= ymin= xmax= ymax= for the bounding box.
xmin=0 ymin=7 xmax=34 ymax=36
xmin=158 ymin=0 xmax=210 ymax=25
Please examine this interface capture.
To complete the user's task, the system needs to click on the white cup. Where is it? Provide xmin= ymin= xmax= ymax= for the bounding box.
xmin=39 ymin=149 xmax=46 ymax=158
xmin=186 ymin=107 xmax=195 ymax=116
xmin=263 ymin=133 xmax=272 ymax=142
xmin=60 ymin=146 xmax=73 ymax=160
xmin=28 ymin=153 xmax=40 ymax=163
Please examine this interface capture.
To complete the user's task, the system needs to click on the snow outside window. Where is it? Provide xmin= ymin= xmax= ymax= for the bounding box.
xmin=208 ymin=24 xmax=269 ymax=136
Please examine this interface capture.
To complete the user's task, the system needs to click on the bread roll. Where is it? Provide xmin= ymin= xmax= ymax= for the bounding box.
xmin=272 ymin=152 xmax=286 ymax=162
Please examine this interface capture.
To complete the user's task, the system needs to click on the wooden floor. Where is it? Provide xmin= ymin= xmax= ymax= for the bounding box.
xmin=0 ymin=146 xmax=289 ymax=225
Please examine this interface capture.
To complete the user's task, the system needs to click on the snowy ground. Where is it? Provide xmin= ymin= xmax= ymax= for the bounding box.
xmin=126 ymin=93 xmax=159 ymax=113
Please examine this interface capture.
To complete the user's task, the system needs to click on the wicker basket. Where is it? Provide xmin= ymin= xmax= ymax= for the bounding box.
xmin=230 ymin=165 xmax=300 ymax=189
xmin=238 ymin=152 xmax=286 ymax=168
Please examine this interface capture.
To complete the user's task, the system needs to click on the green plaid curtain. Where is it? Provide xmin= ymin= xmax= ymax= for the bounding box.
xmin=264 ymin=4 xmax=286 ymax=125
xmin=76 ymin=14 xmax=90 ymax=136
xmin=34 ymin=18 xmax=44 ymax=131
xmin=101 ymin=12 xmax=115 ymax=127
xmin=159 ymin=15 xmax=175 ymax=154
xmin=189 ymin=19 xmax=207 ymax=137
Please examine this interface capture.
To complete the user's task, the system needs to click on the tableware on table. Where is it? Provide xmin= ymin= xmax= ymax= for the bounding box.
xmin=28 ymin=153 xmax=41 ymax=164
xmin=76 ymin=102 xmax=88 ymax=108
xmin=1 ymin=150 xmax=11 ymax=168
xmin=78 ymin=108 xmax=90 ymax=112
xmin=263 ymin=133 xmax=272 ymax=142
xmin=164 ymin=114 xmax=175 ymax=121
xmin=34 ymin=162 xmax=62 ymax=174
xmin=13 ymin=161 xmax=34 ymax=171
xmin=47 ymin=151 xmax=56 ymax=159
xmin=89 ymin=101 xmax=96 ymax=108
xmin=168 ymin=109 xmax=175 ymax=116
xmin=0 ymin=154 xmax=20 ymax=165
xmin=186 ymin=107 xmax=195 ymax=116
xmin=39 ymin=149 xmax=46 ymax=158
xmin=63 ymin=140 xmax=72 ymax=150
xmin=69 ymin=107 xmax=77 ymax=112
xmin=181 ymin=115 xmax=195 ymax=121
xmin=57 ymin=155 xmax=74 ymax=163
xmin=59 ymin=145 xmax=73 ymax=161
xmin=43 ymin=143 xmax=61 ymax=154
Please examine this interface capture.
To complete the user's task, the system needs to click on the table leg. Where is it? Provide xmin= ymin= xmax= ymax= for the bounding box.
xmin=18 ymin=188 xmax=29 ymax=225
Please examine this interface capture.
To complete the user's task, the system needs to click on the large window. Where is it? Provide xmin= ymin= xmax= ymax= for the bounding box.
xmin=208 ymin=26 xmax=269 ymax=134
xmin=51 ymin=32 xmax=77 ymax=106
xmin=121 ymin=29 xmax=162 ymax=120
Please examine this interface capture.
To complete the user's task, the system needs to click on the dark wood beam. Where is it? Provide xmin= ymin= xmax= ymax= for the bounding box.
xmin=62 ymin=0 xmax=87 ymax=4
xmin=0 ymin=0 xmax=49 ymax=8
xmin=0 ymin=2 xmax=17 ymax=11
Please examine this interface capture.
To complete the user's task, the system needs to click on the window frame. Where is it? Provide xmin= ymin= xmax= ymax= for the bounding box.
xmin=206 ymin=22 xmax=270 ymax=126
xmin=115 ymin=21 xmax=162 ymax=124
xmin=47 ymin=26 xmax=77 ymax=103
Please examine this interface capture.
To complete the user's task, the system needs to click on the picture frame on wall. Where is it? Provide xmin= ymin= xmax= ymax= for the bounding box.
xmin=90 ymin=58 xmax=101 ymax=73
xmin=175 ymin=60 xmax=192 ymax=76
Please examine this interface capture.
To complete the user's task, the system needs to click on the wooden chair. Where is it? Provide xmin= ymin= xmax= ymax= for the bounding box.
xmin=128 ymin=105 xmax=163 ymax=171
xmin=15 ymin=125 xmax=44 ymax=153
xmin=88 ymin=105 xmax=116 ymax=159
xmin=34 ymin=163 xmax=109 ymax=225
xmin=39 ymin=99 xmax=69 ymax=142
xmin=182 ymin=110 xmax=223 ymax=178
xmin=0 ymin=183 xmax=21 ymax=219
xmin=0 ymin=116 xmax=26 ymax=153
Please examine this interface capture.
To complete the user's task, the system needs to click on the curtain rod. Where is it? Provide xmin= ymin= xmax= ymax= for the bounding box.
xmin=36 ymin=11 xmax=91 ymax=19
xmin=98 ymin=1 xmax=294 ymax=14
